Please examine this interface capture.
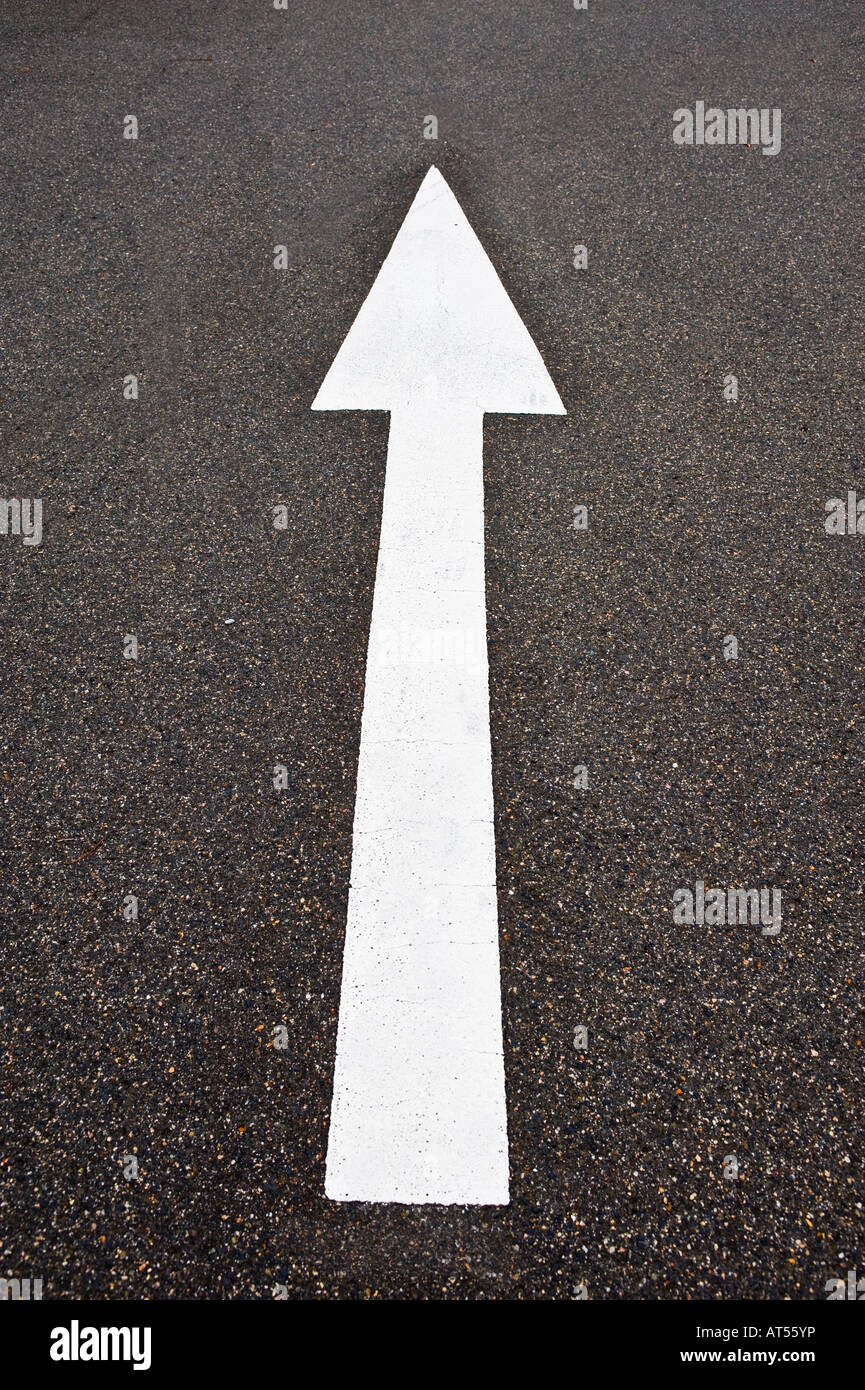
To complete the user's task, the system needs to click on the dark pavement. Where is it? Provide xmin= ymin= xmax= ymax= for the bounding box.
xmin=0 ymin=0 xmax=862 ymax=1298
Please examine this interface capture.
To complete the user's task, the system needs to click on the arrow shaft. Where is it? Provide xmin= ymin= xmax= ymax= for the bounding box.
xmin=325 ymin=405 xmax=509 ymax=1204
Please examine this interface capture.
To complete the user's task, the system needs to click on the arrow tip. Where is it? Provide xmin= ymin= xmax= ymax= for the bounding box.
xmin=313 ymin=167 xmax=566 ymax=415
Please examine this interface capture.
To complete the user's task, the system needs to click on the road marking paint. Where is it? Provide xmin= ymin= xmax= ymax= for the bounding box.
xmin=314 ymin=166 xmax=564 ymax=1204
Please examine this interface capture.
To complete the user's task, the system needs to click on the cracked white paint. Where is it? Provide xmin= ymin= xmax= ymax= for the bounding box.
xmin=313 ymin=167 xmax=564 ymax=1204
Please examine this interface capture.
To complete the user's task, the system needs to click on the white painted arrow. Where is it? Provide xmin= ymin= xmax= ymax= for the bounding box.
xmin=314 ymin=166 xmax=564 ymax=1205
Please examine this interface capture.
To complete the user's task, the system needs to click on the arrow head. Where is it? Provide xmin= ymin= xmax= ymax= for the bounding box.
xmin=313 ymin=167 xmax=565 ymax=415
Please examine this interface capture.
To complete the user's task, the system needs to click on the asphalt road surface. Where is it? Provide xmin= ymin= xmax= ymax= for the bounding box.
xmin=1 ymin=0 xmax=862 ymax=1300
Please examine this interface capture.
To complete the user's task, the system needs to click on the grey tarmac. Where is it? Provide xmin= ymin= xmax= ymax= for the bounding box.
xmin=0 ymin=0 xmax=861 ymax=1299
